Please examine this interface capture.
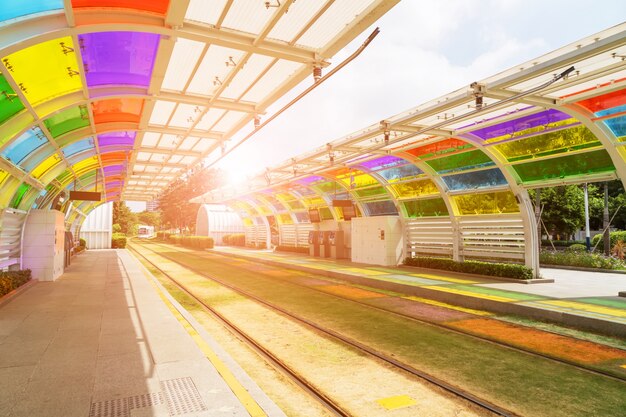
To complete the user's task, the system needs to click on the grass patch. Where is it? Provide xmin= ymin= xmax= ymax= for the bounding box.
xmin=540 ymin=250 xmax=624 ymax=269
xmin=137 ymin=241 xmax=626 ymax=417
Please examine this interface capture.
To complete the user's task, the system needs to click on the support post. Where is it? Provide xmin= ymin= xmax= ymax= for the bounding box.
xmin=604 ymin=182 xmax=610 ymax=256
xmin=535 ymin=188 xmax=542 ymax=250
xmin=584 ymin=183 xmax=591 ymax=251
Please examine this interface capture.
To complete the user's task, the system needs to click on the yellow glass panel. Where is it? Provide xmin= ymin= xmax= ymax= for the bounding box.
xmin=391 ymin=179 xmax=439 ymax=198
xmin=243 ymin=217 xmax=254 ymax=226
xmin=278 ymin=213 xmax=293 ymax=224
xmin=0 ymin=176 xmax=20 ymax=208
xmin=453 ymin=191 xmax=519 ymax=215
xmin=338 ymin=172 xmax=379 ymax=188
xmin=72 ymin=155 xmax=99 ymax=176
xmin=31 ymin=153 xmax=62 ymax=179
xmin=302 ymin=196 xmax=325 ymax=207
xmin=3 ymin=37 xmax=83 ymax=106
xmin=0 ymin=169 xmax=8 ymax=185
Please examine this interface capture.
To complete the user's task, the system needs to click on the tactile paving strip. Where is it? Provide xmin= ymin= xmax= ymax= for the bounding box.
xmin=161 ymin=377 xmax=208 ymax=416
xmin=89 ymin=377 xmax=207 ymax=417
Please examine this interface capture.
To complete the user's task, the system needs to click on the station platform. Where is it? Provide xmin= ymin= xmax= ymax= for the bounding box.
xmin=213 ymin=246 xmax=626 ymax=337
xmin=0 ymin=250 xmax=286 ymax=417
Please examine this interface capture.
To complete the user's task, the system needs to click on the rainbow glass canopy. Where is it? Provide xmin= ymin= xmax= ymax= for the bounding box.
xmin=193 ymin=23 xmax=626 ymax=268
xmin=0 ymin=0 xmax=398 ymax=224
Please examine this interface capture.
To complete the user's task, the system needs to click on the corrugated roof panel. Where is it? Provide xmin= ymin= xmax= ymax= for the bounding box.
xmin=241 ymin=60 xmax=303 ymax=103
xmin=186 ymin=45 xmax=246 ymax=96
xmin=219 ymin=53 xmax=274 ymax=100
xmin=169 ymin=103 xmax=204 ymax=128
xmin=267 ymin=0 xmax=327 ymax=43
xmin=184 ymin=0 xmax=228 ymax=26
xmin=196 ymin=109 xmax=226 ymax=130
xmin=221 ymin=0 xmax=274 ymax=36
xmin=149 ymin=100 xmax=176 ymax=125
xmin=212 ymin=110 xmax=247 ymax=132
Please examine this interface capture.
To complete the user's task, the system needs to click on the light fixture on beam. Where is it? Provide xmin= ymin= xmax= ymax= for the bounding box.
xmin=225 ymin=56 xmax=236 ymax=67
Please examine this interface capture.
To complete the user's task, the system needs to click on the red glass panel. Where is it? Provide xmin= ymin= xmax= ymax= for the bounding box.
xmin=92 ymin=98 xmax=143 ymax=125
xmin=576 ymin=89 xmax=626 ymax=113
xmin=71 ymin=0 xmax=169 ymax=15
xmin=405 ymin=138 xmax=471 ymax=159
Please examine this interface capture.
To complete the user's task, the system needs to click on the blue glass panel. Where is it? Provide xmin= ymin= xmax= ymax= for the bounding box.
xmin=442 ymin=168 xmax=508 ymax=191
xmin=21 ymin=145 xmax=55 ymax=172
xmin=596 ymin=104 xmax=626 ymax=118
xmin=0 ymin=0 xmax=63 ymax=23
xmin=603 ymin=115 xmax=626 ymax=138
xmin=1 ymin=127 xmax=48 ymax=164
xmin=363 ymin=200 xmax=397 ymax=216
xmin=67 ymin=149 xmax=96 ymax=165
xmin=378 ymin=164 xmax=423 ymax=181
xmin=62 ymin=137 xmax=94 ymax=157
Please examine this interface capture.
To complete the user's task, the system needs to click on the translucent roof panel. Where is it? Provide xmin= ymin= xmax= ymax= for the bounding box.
xmin=3 ymin=37 xmax=83 ymax=106
xmin=92 ymin=98 xmax=144 ymax=125
xmin=425 ymin=149 xmax=494 ymax=174
xmin=267 ymin=1 xmax=328 ymax=43
xmin=468 ymin=109 xmax=574 ymax=144
xmin=220 ymin=1 xmax=274 ymax=35
xmin=31 ymin=153 xmax=63 ymax=179
xmin=512 ymin=150 xmax=615 ymax=183
xmin=0 ymin=0 xmax=63 ymax=23
xmin=79 ymin=32 xmax=160 ymax=88
xmin=576 ymin=89 xmax=626 ymax=114
xmin=0 ymin=73 xmax=26 ymax=125
xmin=148 ymin=100 xmax=176 ymax=126
xmin=161 ymin=38 xmax=204 ymax=92
xmin=187 ymin=46 xmax=251 ymax=96
xmin=356 ymin=155 xmax=406 ymax=171
xmin=363 ymin=200 xmax=398 ymax=216
xmin=184 ymin=0 xmax=229 ymax=26
xmin=239 ymin=60 xmax=302 ymax=102
xmin=442 ymin=168 xmax=508 ymax=191
xmin=71 ymin=0 xmax=170 ymax=15
xmin=603 ymin=115 xmax=626 ymax=140
xmin=492 ymin=125 xmax=600 ymax=163
xmin=97 ymin=131 xmax=136 ymax=150
xmin=405 ymin=139 xmax=473 ymax=159
xmin=1 ymin=127 xmax=48 ymax=164
xmin=62 ymin=137 xmax=95 ymax=157
xmin=43 ymin=105 xmax=90 ymax=138
xmin=391 ymin=179 xmax=439 ymax=199
xmin=402 ymin=198 xmax=449 ymax=218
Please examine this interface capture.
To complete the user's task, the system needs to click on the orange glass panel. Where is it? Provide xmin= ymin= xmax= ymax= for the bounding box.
xmin=405 ymin=138 xmax=472 ymax=159
xmin=577 ymin=89 xmax=626 ymax=113
xmin=71 ymin=0 xmax=170 ymax=15
xmin=100 ymin=151 xmax=129 ymax=163
xmin=92 ymin=98 xmax=143 ymax=125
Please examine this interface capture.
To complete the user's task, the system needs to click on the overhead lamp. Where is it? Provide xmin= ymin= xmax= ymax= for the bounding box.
xmin=379 ymin=120 xmax=390 ymax=144
xmin=470 ymin=82 xmax=485 ymax=110
xmin=313 ymin=66 xmax=322 ymax=82
xmin=254 ymin=115 xmax=261 ymax=128
xmin=213 ymin=76 xmax=222 ymax=86
xmin=225 ymin=56 xmax=237 ymax=67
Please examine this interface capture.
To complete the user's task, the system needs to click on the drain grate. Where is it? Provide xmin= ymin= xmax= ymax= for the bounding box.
xmin=161 ymin=377 xmax=207 ymax=416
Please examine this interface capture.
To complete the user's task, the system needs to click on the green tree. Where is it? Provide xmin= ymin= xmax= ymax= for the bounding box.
xmin=137 ymin=211 xmax=161 ymax=229
xmin=112 ymin=201 xmax=138 ymax=235
xmin=157 ymin=168 xmax=224 ymax=233
xmin=532 ymin=186 xmax=584 ymax=239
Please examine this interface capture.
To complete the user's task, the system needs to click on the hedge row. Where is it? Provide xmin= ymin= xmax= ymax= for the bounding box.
xmin=223 ymin=234 xmax=245 ymax=246
xmin=541 ymin=239 xmax=585 ymax=247
xmin=112 ymin=233 xmax=127 ymax=248
xmin=276 ymin=245 xmax=309 ymax=254
xmin=404 ymin=256 xmax=533 ymax=280
xmin=168 ymin=235 xmax=214 ymax=249
xmin=591 ymin=231 xmax=626 ymax=251
xmin=157 ymin=231 xmax=172 ymax=241
xmin=0 ymin=269 xmax=32 ymax=297
xmin=540 ymin=250 xmax=623 ymax=269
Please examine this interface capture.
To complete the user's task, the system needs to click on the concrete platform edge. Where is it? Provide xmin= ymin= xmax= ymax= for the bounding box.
xmin=218 ymin=250 xmax=626 ymax=338
xmin=130 ymin=250 xmax=288 ymax=417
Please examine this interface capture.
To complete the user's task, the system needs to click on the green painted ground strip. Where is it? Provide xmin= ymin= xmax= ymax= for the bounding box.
xmin=575 ymin=297 xmax=626 ymax=309
xmin=449 ymin=284 xmax=548 ymax=301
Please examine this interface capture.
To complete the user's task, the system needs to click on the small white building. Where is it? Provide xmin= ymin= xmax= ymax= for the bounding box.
xmin=196 ymin=204 xmax=244 ymax=245
xmin=79 ymin=202 xmax=113 ymax=249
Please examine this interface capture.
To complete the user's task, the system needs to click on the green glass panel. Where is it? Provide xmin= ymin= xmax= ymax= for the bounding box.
xmin=494 ymin=125 xmax=600 ymax=162
xmin=402 ymin=198 xmax=449 ymax=217
xmin=10 ymin=183 xmax=31 ymax=208
xmin=19 ymin=187 xmax=40 ymax=210
xmin=315 ymin=181 xmax=339 ymax=194
xmin=285 ymin=200 xmax=304 ymax=210
xmin=0 ymin=73 xmax=26 ymax=125
xmin=425 ymin=149 xmax=494 ymax=174
xmin=319 ymin=206 xmax=333 ymax=220
xmin=454 ymin=191 xmax=519 ymax=215
xmin=354 ymin=186 xmax=386 ymax=198
xmin=391 ymin=179 xmax=439 ymax=198
xmin=43 ymin=105 xmax=90 ymax=138
xmin=513 ymin=150 xmax=615 ymax=183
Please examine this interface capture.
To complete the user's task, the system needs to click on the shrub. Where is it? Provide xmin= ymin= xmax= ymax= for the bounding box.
xmin=404 ymin=256 xmax=533 ymax=280
xmin=565 ymin=243 xmax=587 ymax=253
xmin=541 ymin=239 xmax=585 ymax=247
xmin=168 ymin=235 xmax=214 ymax=249
xmin=540 ymin=250 xmax=623 ymax=269
xmin=591 ymin=231 xmax=626 ymax=251
xmin=0 ymin=269 xmax=32 ymax=297
xmin=168 ymin=234 xmax=182 ymax=245
xmin=156 ymin=231 xmax=172 ymax=241
xmin=276 ymin=245 xmax=309 ymax=254
xmin=112 ymin=223 xmax=122 ymax=233
xmin=111 ymin=233 xmax=127 ymax=248
xmin=79 ymin=238 xmax=86 ymax=248
xmin=223 ymin=233 xmax=245 ymax=246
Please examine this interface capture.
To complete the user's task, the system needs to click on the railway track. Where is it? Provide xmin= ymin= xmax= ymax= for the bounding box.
xmin=129 ymin=240 xmax=516 ymax=417
xmin=140 ymin=239 xmax=626 ymax=383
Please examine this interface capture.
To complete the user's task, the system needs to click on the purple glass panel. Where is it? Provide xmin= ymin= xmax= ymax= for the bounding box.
xmin=469 ymin=109 xmax=572 ymax=141
xmin=97 ymin=132 xmax=136 ymax=148
xmin=358 ymin=155 xmax=404 ymax=170
xmin=105 ymin=181 xmax=123 ymax=187
xmin=297 ymin=175 xmax=325 ymax=185
xmin=80 ymin=32 xmax=160 ymax=88
xmin=103 ymin=165 xmax=124 ymax=174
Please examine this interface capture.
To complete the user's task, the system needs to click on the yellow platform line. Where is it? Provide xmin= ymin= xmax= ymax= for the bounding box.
xmin=406 ymin=273 xmax=476 ymax=284
xmin=403 ymin=296 xmax=493 ymax=316
xmin=424 ymin=286 xmax=516 ymax=303
xmin=142 ymin=264 xmax=269 ymax=417
xmin=538 ymin=300 xmax=626 ymax=318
